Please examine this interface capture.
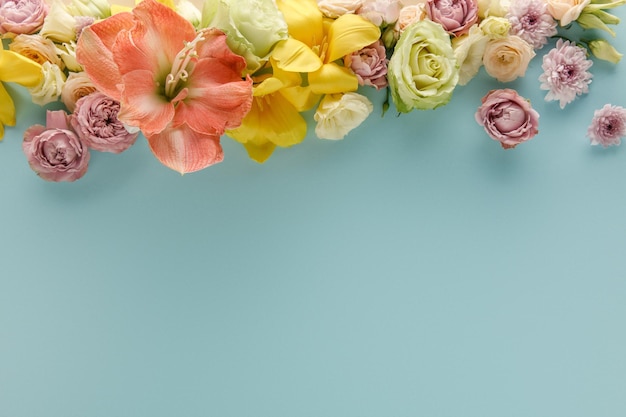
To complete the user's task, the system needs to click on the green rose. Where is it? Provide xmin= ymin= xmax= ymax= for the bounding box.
xmin=388 ymin=19 xmax=459 ymax=112
xmin=201 ymin=0 xmax=288 ymax=74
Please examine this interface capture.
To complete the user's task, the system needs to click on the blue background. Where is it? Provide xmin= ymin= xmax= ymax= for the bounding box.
xmin=2 ymin=9 xmax=626 ymax=417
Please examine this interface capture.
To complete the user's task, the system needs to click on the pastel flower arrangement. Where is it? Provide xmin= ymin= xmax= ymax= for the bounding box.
xmin=1 ymin=0 xmax=626 ymax=181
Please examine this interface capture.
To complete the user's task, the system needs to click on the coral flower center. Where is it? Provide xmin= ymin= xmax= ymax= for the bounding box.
xmin=163 ymin=30 xmax=207 ymax=100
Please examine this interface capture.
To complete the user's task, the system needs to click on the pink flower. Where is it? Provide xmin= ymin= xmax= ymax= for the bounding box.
xmin=71 ymin=92 xmax=139 ymax=154
xmin=0 ymin=0 xmax=48 ymax=36
xmin=475 ymin=89 xmax=540 ymax=149
xmin=23 ymin=111 xmax=90 ymax=182
xmin=507 ymin=0 xmax=557 ymax=50
xmin=344 ymin=40 xmax=388 ymax=90
xmin=539 ymin=39 xmax=593 ymax=109
xmin=76 ymin=0 xmax=253 ymax=173
xmin=587 ymin=104 xmax=626 ymax=147
xmin=426 ymin=0 xmax=478 ymax=37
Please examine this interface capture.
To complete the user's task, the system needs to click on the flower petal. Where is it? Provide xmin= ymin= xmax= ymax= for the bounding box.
xmin=276 ymin=0 xmax=323 ymax=47
xmin=0 ymin=83 xmax=16 ymax=130
xmin=0 ymin=50 xmax=43 ymax=87
xmin=243 ymin=142 xmax=277 ymax=163
xmin=118 ymin=70 xmax=175 ymax=135
xmin=272 ymin=38 xmax=323 ymax=73
xmin=146 ymin=124 xmax=223 ymax=174
xmin=308 ymin=62 xmax=359 ymax=95
xmin=76 ymin=12 xmax=135 ymax=99
xmin=326 ymin=14 xmax=381 ymax=63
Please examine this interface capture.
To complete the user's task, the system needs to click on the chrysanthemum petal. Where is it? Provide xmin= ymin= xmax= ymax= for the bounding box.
xmin=326 ymin=14 xmax=381 ymax=64
xmin=146 ymin=125 xmax=223 ymax=174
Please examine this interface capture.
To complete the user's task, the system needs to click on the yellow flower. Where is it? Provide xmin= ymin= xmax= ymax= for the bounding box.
xmin=272 ymin=0 xmax=380 ymax=110
xmin=0 ymin=50 xmax=43 ymax=140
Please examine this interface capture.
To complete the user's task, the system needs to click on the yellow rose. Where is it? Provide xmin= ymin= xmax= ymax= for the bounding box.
xmin=483 ymin=35 xmax=535 ymax=82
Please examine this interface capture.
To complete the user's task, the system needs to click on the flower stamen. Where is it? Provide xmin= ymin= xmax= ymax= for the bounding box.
xmin=164 ymin=30 xmax=207 ymax=99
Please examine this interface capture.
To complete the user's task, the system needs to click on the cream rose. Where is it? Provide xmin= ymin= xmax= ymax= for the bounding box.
xmin=546 ymin=0 xmax=590 ymax=26
xmin=61 ymin=71 xmax=97 ymax=112
xmin=8 ymin=34 xmax=63 ymax=68
xmin=477 ymin=0 xmax=510 ymax=17
xmin=394 ymin=3 xmax=427 ymax=33
xmin=29 ymin=61 xmax=65 ymax=105
xmin=483 ymin=35 xmax=535 ymax=82
xmin=314 ymin=93 xmax=373 ymax=140
xmin=317 ymin=0 xmax=363 ymax=18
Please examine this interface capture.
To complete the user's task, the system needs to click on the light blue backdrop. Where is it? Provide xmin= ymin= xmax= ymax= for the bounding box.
xmin=1 ymin=8 xmax=626 ymax=417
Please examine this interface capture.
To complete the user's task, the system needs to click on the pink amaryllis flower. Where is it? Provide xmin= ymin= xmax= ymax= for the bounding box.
xmin=75 ymin=0 xmax=253 ymax=173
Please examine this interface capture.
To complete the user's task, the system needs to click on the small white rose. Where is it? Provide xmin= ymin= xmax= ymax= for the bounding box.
xmin=314 ymin=93 xmax=373 ymax=140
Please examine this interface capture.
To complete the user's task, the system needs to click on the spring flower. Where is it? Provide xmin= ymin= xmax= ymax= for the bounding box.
xmin=587 ymin=104 xmax=626 ymax=147
xmin=546 ymin=0 xmax=590 ymax=26
xmin=61 ymin=72 xmax=97 ymax=112
xmin=29 ymin=61 xmax=65 ymax=105
xmin=66 ymin=0 xmax=111 ymax=18
xmin=477 ymin=0 xmax=510 ymax=17
xmin=388 ymin=19 xmax=459 ymax=112
xmin=71 ymin=92 xmax=139 ymax=153
xmin=272 ymin=0 xmax=380 ymax=106
xmin=475 ymin=88 xmax=539 ymax=149
xmin=358 ymin=0 xmax=401 ymax=26
xmin=176 ymin=0 xmax=201 ymax=27
xmin=539 ymin=39 xmax=593 ymax=108
xmin=395 ymin=4 xmax=428 ymax=34
xmin=345 ymin=40 xmax=389 ymax=89
xmin=452 ymin=24 xmax=489 ymax=85
xmin=0 ymin=49 xmax=43 ymax=139
xmin=76 ymin=0 xmax=253 ymax=173
xmin=22 ymin=110 xmax=90 ymax=182
xmin=482 ymin=35 xmax=535 ymax=82
xmin=0 ymin=0 xmax=48 ymax=36
xmin=507 ymin=0 xmax=557 ymax=49
xmin=426 ymin=0 xmax=479 ymax=37
xmin=39 ymin=0 xmax=78 ymax=43
xmin=479 ymin=16 xmax=511 ymax=38
xmin=314 ymin=92 xmax=374 ymax=140
xmin=8 ymin=34 xmax=63 ymax=68
xmin=317 ymin=0 xmax=364 ymax=18
xmin=201 ymin=0 xmax=289 ymax=74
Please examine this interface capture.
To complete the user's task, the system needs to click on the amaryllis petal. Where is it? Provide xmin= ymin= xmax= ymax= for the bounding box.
xmin=76 ymin=12 xmax=134 ymax=99
xmin=147 ymin=125 xmax=224 ymax=174
xmin=326 ymin=14 xmax=381 ymax=64
xmin=308 ymin=63 xmax=359 ymax=95
xmin=272 ymin=38 xmax=323 ymax=73
xmin=118 ymin=69 xmax=175 ymax=135
xmin=275 ymin=0 xmax=323 ymax=47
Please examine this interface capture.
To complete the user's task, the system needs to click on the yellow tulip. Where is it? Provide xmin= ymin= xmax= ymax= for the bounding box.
xmin=0 ymin=50 xmax=43 ymax=140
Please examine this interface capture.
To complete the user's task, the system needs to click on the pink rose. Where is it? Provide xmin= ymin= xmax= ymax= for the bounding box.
xmin=475 ymin=89 xmax=539 ymax=149
xmin=71 ymin=92 xmax=139 ymax=153
xmin=0 ymin=0 xmax=48 ymax=36
xmin=23 ymin=111 xmax=90 ymax=182
xmin=345 ymin=40 xmax=389 ymax=90
xmin=426 ymin=0 xmax=478 ymax=37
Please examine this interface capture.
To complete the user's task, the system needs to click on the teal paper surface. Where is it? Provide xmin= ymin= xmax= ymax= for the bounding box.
xmin=1 ymin=9 xmax=626 ymax=417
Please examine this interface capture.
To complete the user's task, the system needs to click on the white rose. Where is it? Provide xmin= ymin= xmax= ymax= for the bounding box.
xmin=546 ymin=0 xmax=590 ymax=26
xmin=394 ymin=3 xmax=427 ymax=33
xmin=358 ymin=0 xmax=401 ymax=26
xmin=29 ymin=62 xmax=66 ymax=105
xmin=477 ymin=0 xmax=510 ymax=18
xmin=317 ymin=0 xmax=363 ymax=18
xmin=40 ymin=1 xmax=77 ymax=43
xmin=452 ymin=24 xmax=489 ymax=85
xmin=314 ymin=93 xmax=373 ymax=140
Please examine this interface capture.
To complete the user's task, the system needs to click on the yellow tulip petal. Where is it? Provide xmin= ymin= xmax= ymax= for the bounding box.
xmin=308 ymin=63 xmax=358 ymax=95
xmin=326 ymin=14 xmax=381 ymax=63
xmin=0 ymin=50 xmax=43 ymax=88
xmin=0 ymin=83 xmax=15 ymax=141
xmin=272 ymin=38 xmax=323 ymax=73
xmin=243 ymin=142 xmax=277 ymax=163
xmin=276 ymin=0 xmax=323 ymax=47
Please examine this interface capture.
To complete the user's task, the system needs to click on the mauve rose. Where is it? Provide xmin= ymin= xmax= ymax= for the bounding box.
xmin=23 ymin=110 xmax=90 ymax=182
xmin=345 ymin=40 xmax=389 ymax=90
xmin=475 ymin=89 xmax=539 ymax=149
xmin=426 ymin=0 xmax=479 ymax=37
xmin=0 ymin=0 xmax=48 ymax=36
xmin=71 ymin=92 xmax=139 ymax=153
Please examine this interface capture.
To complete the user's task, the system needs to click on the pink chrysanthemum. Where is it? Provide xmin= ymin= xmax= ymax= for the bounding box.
xmin=507 ymin=0 xmax=557 ymax=50
xmin=587 ymin=104 xmax=626 ymax=147
xmin=539 ymin=39 xmax=593 ymax=109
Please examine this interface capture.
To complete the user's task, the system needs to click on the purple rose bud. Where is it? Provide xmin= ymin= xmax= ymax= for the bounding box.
xmin=426 ymin=0 xmax=478 ymax=37
xmin=0 ymin=0 xmax=48 ymax=36
xmin=475 ymin=89 xmax=540 ymax=149
xmin=23 ymin=111 xmax=90 ymax=182
xmin=345 ymin=40 xmax=389 ymax=90
xmin=71 ymin=92 xmax=139 ymax=153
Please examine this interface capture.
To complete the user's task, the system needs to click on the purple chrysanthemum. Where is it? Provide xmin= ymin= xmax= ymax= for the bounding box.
xmin=507 ymin=0 xmax=557 ymax=50
xmin=539 ymin=39 xmax=593 ymax=109
xmin=587 ymin=104 xmax=626 ymax=147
